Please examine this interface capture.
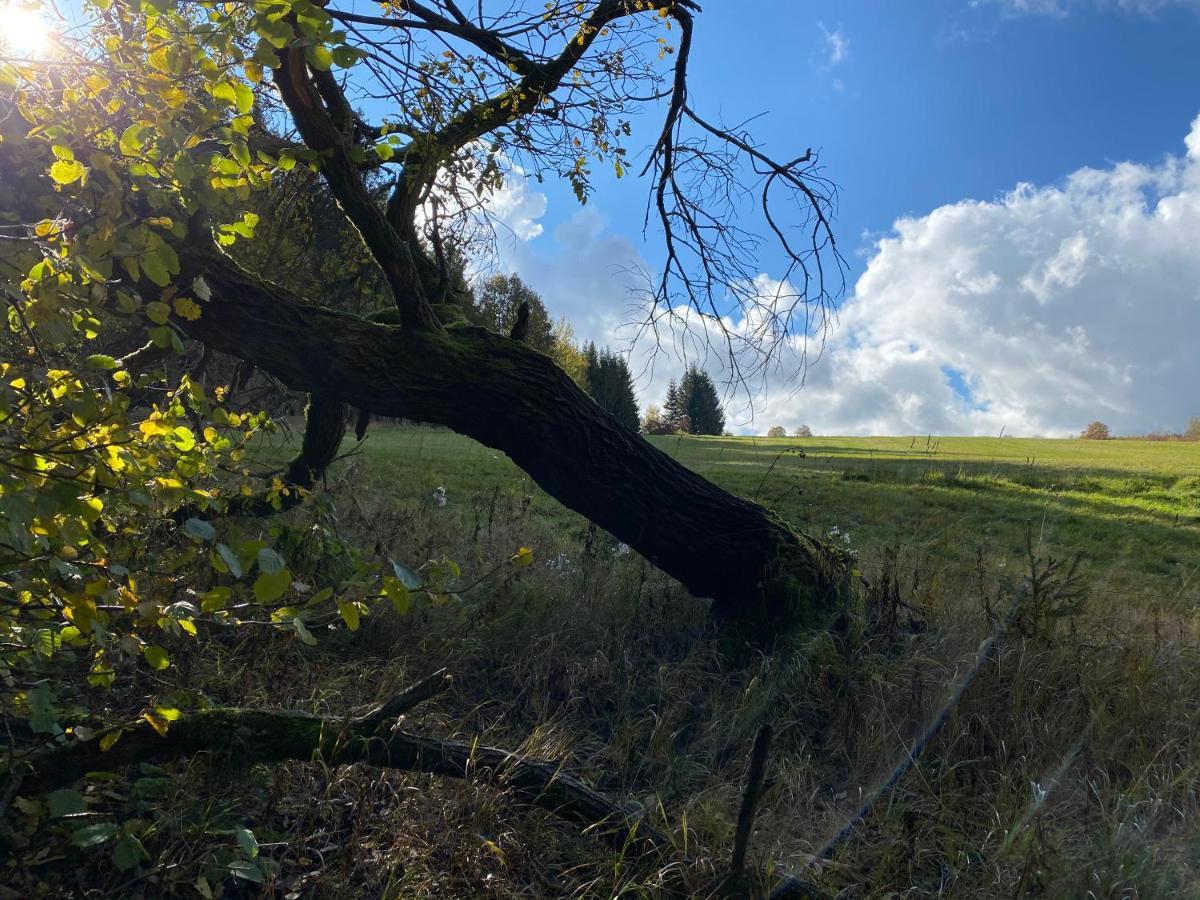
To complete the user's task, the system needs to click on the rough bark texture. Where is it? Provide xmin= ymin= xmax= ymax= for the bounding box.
xmin=180 ymin=244 xmax=849 ymax=642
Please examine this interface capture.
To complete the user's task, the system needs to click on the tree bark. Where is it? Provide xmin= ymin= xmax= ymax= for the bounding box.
xmin=180 ymin=244 xmax=849 ymax=644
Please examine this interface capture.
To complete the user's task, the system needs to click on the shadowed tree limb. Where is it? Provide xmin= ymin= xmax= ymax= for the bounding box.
xmin=5 ymin=671 xmax=669 ymax=855
xmin=175 ymin=240 xmax=849 ymax=642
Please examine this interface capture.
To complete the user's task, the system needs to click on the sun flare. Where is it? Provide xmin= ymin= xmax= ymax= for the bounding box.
xmin=0 ymin=2 xmax=50 ymax=58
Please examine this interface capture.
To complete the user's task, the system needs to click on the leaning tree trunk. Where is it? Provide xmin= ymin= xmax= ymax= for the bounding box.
xmin=175 ymin=243 xmax=849 ymax=646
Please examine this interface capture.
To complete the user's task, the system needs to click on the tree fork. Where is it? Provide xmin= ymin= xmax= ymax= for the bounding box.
xmin=179 ymin=243 xmax=849 ymax=643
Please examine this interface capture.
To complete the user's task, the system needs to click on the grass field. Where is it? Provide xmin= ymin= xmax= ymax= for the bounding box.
xmin=195 ymin=426 xmax=1200 ymax=896
xmin=325 ymin=427 xmax=1200 ymax=612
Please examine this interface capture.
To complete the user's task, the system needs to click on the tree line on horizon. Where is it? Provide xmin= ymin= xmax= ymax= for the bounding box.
xmin=1081 ymin=419 xmax=1200 ymax=441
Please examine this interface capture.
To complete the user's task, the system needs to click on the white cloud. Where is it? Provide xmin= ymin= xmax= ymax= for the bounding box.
xmin=482 ymin=114 xmax=1200 ymax=437
xmin=485 ymin=171 xmax=546 ymax=242
xmin=812 ymin=22 xmax=849 ymax=73
xmin=746 ymin=112 xmax=1200 ymax=437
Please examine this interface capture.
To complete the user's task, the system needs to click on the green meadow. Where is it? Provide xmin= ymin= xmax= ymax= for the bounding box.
xmin=230 ymin=424 xmax=1200 ymax=895
xmin=325 ymin=427 xmax=1200 ymax=613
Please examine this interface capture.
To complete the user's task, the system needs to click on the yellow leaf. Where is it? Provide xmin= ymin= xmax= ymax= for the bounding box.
xmin=99 ymin=730 xmax=123 ymax=751
xmin=148 ymin=45 xmax=172 ymax=73
xmin=49 ymin=159 xmax=86 ymax=185
xmin=142 ymin=711 xmax=169 ymax=737
xmin=139 ymin=418 xmax=172 ymax=437
xmin=173 ymin=296 xmax=202 ymax=320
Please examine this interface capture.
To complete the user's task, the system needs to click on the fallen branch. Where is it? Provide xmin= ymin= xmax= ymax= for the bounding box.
xmin=5 ymin=673 xmax=668 ymax=854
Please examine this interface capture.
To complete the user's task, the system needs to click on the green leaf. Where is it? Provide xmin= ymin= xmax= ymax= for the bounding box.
xmin=234 ymin=826 xmax=259 ymax=859
xmin=141 ymin=253 xmax=171 ymax=288
xmin=171 ymin=426 xmax=196 ymax=451
xmin=293 ymin=617 xmax=317 ymax=646
xmin=148 ymin=326 xmax=174 ymax=349
xmin=183 ymin=518 xmax=216 ymax=542
xmin=233 ymin=81 xmax=255 ymax=114
xmin=145 ymin=300 xmax=171 ymax=324
xmin=49 ymin=159 xmax=87 ymax=184
xmin=85 ymin=354 xmax=119 ymax=370
xmin=228 ymin=859 xmax=264 ymax=883
xmin=72 ymin=822 xmax=118 ymax=848
xmin=332 ymin=46 xmax=363 ymax=68
xmin=256 ymin=547 xmax=285 ymax=574
xmin=200 ymin=586 xmax=232 ymax=613
xmin=47 ymin=789 xmax=86 ymax=817
xmin=142 ymin=645 xmax=170 ymax=671
xmin=211 ymin=80 xmax=237 ymax=107
xmin=389 ymin=559 xmax=423 ymax=590
xmin=382 ymin=576 xmax=410 ymax=615
xmin=26 ymin=685 xmax=62 ymax=735
xmin=111 ymin=833 xmax=148 ymax=871
xmin=337 ymin=598 xmax=360 ymax=631
xmin=119 ymin=123 xmax=146 ymax=157
xmin=307 ymin=45 xmax=334 ymax=71
xmin=253 ymin=568 xmax=291 ymax=603
xmin=216 ymin=543 xmax=242 ymax=578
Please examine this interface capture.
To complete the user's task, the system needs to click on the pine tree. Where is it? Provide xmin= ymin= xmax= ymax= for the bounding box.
xmin=664 ymin=379 xmax=682 ymax=430
xmin=585 ymin=346 xmax=639 ymax=431
xmin=583 ymin=342 xmax=601 ymax=398
xmin=678 ymin=365 xmax=725 ymax=435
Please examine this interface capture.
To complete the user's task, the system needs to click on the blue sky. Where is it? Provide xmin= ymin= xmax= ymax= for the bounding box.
xmin=25 ymin=0 xmax=1199 ymax=435
xmin=525 ymin=0 xmax=1200 ymax=286
xmin=490 ymin=1 xmax=1200 ymax=435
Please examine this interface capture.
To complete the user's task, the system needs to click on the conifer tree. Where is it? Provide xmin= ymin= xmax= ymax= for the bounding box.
xmin=678 ymin=366 xmax=726 ymax=435
xmin=585 ymin=346 xmax=640 ymax=431
xmin=664 ymin=380 xmax=683 ymax=430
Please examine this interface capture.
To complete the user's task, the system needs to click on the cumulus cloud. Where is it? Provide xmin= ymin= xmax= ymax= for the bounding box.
xmin=747 ymin=112 xmax=1200 ymax=437
xmin=483 ymin=114 xmax=1200 ymax=437
xmin=484 ymin=170 xmax=547 ymax=242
